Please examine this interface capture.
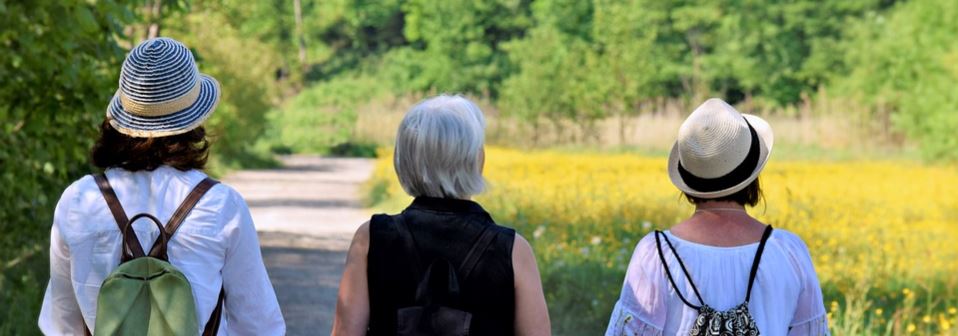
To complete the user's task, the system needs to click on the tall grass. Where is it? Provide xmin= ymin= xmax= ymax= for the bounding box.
xmin=350 ymin=93 xmax=912 ymax=160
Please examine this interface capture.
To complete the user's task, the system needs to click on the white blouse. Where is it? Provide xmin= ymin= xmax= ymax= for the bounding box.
xmin=605 ymin=229 xmax=829 ymax=336
xmin=39 ymin=167 xmax=285 ymax=335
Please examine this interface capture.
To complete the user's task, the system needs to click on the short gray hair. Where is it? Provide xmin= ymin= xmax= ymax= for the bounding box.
xmin=394 ymin=94 xmax=486 ymax=199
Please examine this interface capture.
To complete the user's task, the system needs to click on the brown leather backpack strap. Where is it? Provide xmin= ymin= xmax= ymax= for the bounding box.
xmin=202 ymin=286 xmax=226 ymax=336
xmin=147 ymin=178 xmax=219 ymax=259
xmin=165 ymin=178 xmax=219 ymax=236
xmin=93 ymin=173 xmax=144 ymax=260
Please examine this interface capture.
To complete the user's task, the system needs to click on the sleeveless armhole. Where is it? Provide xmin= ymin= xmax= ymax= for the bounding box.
xmin=779 ymin=231 xmax=830 ymax=335
xmin=605 ymin=233 xmax=667 ymax=336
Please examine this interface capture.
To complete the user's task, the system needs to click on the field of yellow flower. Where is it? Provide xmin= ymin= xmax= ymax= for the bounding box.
xmin=365 ymin=147 xmax=958 ymax=335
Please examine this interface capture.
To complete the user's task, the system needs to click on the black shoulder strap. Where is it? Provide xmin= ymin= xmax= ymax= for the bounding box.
xmin=745 ymin=225 xmax=774 ymax=302
xmin=392 ymin=214 xmax=424 ymax=275
xmin=459 ymin=225 xmax=498 ymax=280
xmin=392 ymin=214 xmax=498 ymax=282
xmin=94 ymin=173 xmax=145 ymax=261
xmin=654 ymin=231 xmax=705 ymax=310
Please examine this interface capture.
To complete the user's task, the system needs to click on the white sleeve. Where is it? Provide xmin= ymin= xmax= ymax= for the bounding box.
xmin=605 ymin=234 xmax=667 ymax=336
xmin=39 ymin=184 xmax=88 ymax=335
xmin=606 ymin=301 xmax=664 ymax=336
xmin=783 ymin=233 xmax=830 ymax=336
xmin=221 ymin=193 xmax=286 ymax=335
xmin=788 ymin=315 xmax=830 ymax=336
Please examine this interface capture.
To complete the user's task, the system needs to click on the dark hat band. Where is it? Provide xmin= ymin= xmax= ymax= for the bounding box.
xmin=677 ymin=119 xmax=761 ymax=193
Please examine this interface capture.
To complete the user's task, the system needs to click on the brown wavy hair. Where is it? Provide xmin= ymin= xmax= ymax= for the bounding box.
xmin=91 ymin=120 xmax=210 ymax=171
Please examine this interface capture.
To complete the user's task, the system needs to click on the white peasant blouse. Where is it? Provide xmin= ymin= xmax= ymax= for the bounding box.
xmin=605 ymin=229 xmax=829 ymax=336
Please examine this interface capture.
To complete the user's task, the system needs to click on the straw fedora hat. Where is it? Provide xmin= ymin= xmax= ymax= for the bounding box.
xmin=105 ymin=37 xmax=220 ymax=138
xmin=667 ymin=98 xmax=774 ymax=199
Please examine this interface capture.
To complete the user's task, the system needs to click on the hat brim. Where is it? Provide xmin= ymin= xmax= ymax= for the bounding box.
xmin=106 ymin=74 xmax=220 ymax=138
xmin=667 ymin=114 xmax=774 ymax=199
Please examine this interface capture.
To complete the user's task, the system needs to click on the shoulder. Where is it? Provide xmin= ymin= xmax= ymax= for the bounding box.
xmin=633 ymin=231 xmax=663 ymax=264
xmin=61 ymin=174 xmax=96 ymax=202
xmin=349 ymin=221 xmax=371 ymax=255
xmin=614 ymin=231 xmax=669 ymax=327
xmin=511 ymin=233 xmax=538 ymax=276
xmin=768 ymin=228 xmax=813 ymax=257
xmin=493 ymin=223 xmax=517 ymax=239
xmin=62 ymin=174 xmax=106 ymax=203
xmin=187 ymin=170 xmax=242 ymax=203
xmin=179 ymin=171 xmax=248 ymax=214
xmin=367 ymin=213 xmax=397 ymax=238
xmin=616 ymin=231 xmax=667 ymax=286
xmin=512 ymin=233 xmax=533 ymax=257
xmin=53 ymin=175 xmax=97 ymax=224
xmin=767 ymin=228 xmax=819 ymax=280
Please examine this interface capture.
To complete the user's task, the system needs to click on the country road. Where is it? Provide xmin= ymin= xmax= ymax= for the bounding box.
xmin=223 ymin=156 xmax=375 ymax=336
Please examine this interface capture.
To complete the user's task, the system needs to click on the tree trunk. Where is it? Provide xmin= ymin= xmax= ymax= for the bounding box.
xmin=294 ymin=0 xmax=307 ymax=68
xmin=146 ymin=0 xmax=162 ymax=39
xmin=686 ymin=29 xmax=706 ymax=102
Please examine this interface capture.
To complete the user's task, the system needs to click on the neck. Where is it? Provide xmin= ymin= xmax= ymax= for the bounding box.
xmin=694 ymin=201 xmax=747 ymax=212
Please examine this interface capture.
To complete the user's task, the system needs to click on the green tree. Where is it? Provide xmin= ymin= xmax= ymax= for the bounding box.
xmin=397 ymin=0 xmax=531 ymax=94
xmin=0 ymin=0 xmax=141 ymax=332
xmin=836 ymin=0 xmax=958 ymax=160
xmin=164 ymin=5 xmax=286 ymax=170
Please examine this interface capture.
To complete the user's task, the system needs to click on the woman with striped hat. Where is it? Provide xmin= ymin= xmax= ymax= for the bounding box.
xmin=38 ymin=38 xmax=285 ymax=335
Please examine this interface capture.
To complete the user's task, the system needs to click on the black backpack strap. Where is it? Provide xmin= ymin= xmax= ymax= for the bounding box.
xmin=654 ymin=230 xmax=705 ymax=310
xmin=745 ymin=225 xmax=774 ymax=302
xmin=392 ymin=214 xmax=498 ymax=307
xmin=458 ymin=225 xmax=498 ymax=280
xmin=392 ymin=214 xmax=424 ymax=275
xmin=94 ymin=173 xmax=145 ymax=261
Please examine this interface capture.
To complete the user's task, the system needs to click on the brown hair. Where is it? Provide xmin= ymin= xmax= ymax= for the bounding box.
xmin=91 ymin=120 xmax=210 ymax=172
xmin=684 ymin=179 xmax=763 ymax=207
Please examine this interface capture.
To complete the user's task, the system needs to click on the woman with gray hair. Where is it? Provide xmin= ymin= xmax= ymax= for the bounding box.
xmin=332 ymin=95 xmax=551 ymax=336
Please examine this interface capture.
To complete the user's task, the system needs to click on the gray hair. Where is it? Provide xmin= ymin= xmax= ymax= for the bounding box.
xmin=394 ymin=94 xmax=486 ymax=199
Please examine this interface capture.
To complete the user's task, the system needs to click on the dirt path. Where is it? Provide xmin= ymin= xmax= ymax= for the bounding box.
xmin=223 ymin=156 xmax=375 ymax=336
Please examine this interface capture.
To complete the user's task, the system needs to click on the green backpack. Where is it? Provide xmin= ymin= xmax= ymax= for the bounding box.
xmin=86 ymin=174 xmax=225 ymax=336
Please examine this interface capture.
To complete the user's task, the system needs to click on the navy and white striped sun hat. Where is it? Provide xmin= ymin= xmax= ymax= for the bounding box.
xmin=106 ymin=37 xmax=220 ymax=137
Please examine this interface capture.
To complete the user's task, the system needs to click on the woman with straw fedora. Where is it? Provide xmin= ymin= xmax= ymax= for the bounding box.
xmin=38 ymin=37 xmax=285 ymax=335
xmin=605 ymin=99 xmax=828 ymax=335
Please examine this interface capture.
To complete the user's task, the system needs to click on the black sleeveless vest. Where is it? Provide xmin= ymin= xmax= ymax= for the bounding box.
xmin=367 ymin=197 xmax=517 ymax=336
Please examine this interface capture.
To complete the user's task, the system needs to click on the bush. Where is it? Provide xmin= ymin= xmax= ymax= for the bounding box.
xmin=264 ymin=75 xmax=391 ymax=154
xmin=836 ymin=0 xmax=958 ymax=161
xmin=0 ymin=1 xmax=139 ymax=332
xmin=164 ymin=9 xmax=285 ymax=172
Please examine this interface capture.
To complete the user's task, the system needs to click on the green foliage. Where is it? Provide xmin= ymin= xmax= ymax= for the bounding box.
xmin=836 ymin=0 xmax=958 ymax=160
xmin=164 ymin=6 xmax=285 ymax=171
xmin=265 ymin=75 xmax=391 ymax=154
xmin=502 ymin=0 xmax=892 ymax=121
xmin=396 ymin=0 xmax=531 ymax=94
xmin=279 ymin=0 xmax=958 ymax=157
xmin=501 ymin=0 xmax=673 ymax=132
xmin=0 ymin=0 xmax=138 ymax=332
